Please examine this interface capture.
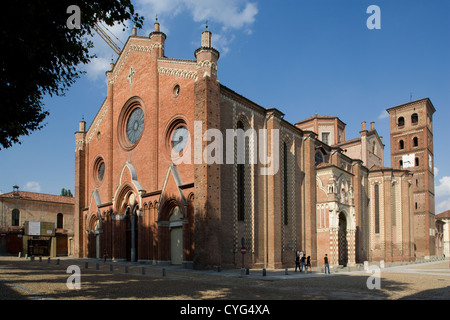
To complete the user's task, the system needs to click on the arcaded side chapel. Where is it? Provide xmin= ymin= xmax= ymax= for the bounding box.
xmin=74 ymin=21 xmax=438 ymax=269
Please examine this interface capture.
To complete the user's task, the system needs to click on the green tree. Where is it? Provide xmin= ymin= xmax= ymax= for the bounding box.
xmin=60 ymin=188 xmax=73 ymax=197
xmin=0 ymin=0 xmax=144 ymax=149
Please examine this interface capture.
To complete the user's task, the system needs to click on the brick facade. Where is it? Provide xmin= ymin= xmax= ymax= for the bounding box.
xmin=74 ymin=24 xmax=438 ymax=269
xmin=387 ymin=99 xmax=436 ymax=259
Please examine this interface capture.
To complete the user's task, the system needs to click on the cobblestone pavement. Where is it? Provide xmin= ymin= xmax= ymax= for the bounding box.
xmin=0 ymin=256 xmax=449 ymax=301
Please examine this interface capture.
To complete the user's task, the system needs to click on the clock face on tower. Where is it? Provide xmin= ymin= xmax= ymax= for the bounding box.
xmin=171 ymin=126 xmax=189 ymax=154
xmin=402 ymin=153 xmax=415 ymax=169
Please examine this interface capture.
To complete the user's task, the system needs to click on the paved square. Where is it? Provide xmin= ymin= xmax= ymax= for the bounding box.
xmin=0 ymin=257 xmax=449 ymax=301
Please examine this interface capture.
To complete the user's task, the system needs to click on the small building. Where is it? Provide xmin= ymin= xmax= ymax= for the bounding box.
xmin=436 ymin=210 xmax=450 ymax=257
xmin=0 ymin=186 xmax=74 ymax=256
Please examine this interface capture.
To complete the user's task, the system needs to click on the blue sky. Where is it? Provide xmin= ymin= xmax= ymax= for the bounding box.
xmin=1 ymin=0 xmax=449 ymax=212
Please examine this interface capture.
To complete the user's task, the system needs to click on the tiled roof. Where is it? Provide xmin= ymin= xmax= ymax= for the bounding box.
xmin=436 ymin=210 xmax=450 ymax=219
xmin=0 ymin=191 xmax=75 ymax=205
xmin=296 ymin=114 xmax=346 ymax=126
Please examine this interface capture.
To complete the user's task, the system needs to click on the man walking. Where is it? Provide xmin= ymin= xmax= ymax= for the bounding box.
xmin=295 ymin=251 xmax=301 ymax=272
xmin=324 ymin=254 xmax=330 ymax=274
xmin=300 ymin=253 xmax=306 ymax=272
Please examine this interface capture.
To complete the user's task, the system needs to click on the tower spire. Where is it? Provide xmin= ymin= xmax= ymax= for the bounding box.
xmin=154 ymin=14 xmax=160 ymax=32
xmin=201 ymin=22 xmax=212 ymax=48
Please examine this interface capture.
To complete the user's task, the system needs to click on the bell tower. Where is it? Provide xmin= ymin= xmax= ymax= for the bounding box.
xmin=387 ymin=98 xmax=436 ymax=258
xmin=193 ymin=24 xmax=222 ymax=269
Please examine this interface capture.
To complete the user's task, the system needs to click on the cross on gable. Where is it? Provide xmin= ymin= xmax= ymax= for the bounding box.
xmin=128 ymin=66 xmax=136 ymax=87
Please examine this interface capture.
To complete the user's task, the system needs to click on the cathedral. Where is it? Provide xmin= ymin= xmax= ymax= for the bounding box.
xmin=74 ymin=22 xmax=437 ymax=269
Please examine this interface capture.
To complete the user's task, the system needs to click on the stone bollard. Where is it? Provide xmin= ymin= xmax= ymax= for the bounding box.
xmin=262 ymin=269 xmax=266 ymax=276
xmin=162 ymin=268 xmax=166 ymax=277
xmin=246 ymin=268 xmax=250 ymax=275
xmin=96 ymin=263 xmax=99 ymax=270
xmin=125 ymin=266 xmax=128 ymax=273
xmin=285 ymin=268 xmax=289 ymax=275
xmin=110 ymin=264 xmax=114 ymax=272
xmin=56 ymin=259 xmax=60 ymax=265
xmin=39 ymin=256 xmax=42 ymax=262
xmin=48 ymin=257 xmax=51 ymax=264
xmin=142 ymin=267 xmax=146 ymax=275
xmin=85 ymin=262 xmax=89 ymax=269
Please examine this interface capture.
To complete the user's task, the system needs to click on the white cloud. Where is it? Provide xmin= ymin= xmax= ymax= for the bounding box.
xmin=437 ymin=198 xmax=450 ymax=213
xmin=137 ymin=0 xmax=258 ymax=31
xmin=436 ymin=175 xmax=450 ymax=213
xmin=212 ymin=33 xmax=235 ymax=56
xmin=82 ymin=1 xmax=258 ymax=82
xmin=85 ymin=56 xmax=111 ymax=82
xmin=378 ymin=109 xmax=389 ymax=120
xmin=23 ymin=181 xmax=41 ymax=193
xmin=436 ymin=176 xmax=450 ymax=198
xmin=82 ymin=21 xmax=132 ymax=82
xmin=136 ymin=0 xmax=258 ymax=56
xmin=434 ymin=166 xmax=439 ymax=177
xmin=186 ymin=0 xmax=258 ymax=31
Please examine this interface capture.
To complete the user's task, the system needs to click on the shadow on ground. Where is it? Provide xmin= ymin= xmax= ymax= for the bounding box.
xmin=0 ymin=257 xmax=447 ymax=300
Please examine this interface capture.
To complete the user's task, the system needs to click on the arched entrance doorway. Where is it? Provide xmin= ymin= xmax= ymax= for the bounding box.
xmin=169 ymin=206 xmax=183 ymax=265
xmin=338 ymin=212 xmax=348 ymax=266
xmin=125 ymin=205 xmax=139 ymax=262
xmin=87 ymin=216 xmax=100 ymax=259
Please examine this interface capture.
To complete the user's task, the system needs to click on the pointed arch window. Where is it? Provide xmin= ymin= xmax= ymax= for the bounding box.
xmin=315 ymin=151 xmax=324 ymax=165
xmin=283 ymin=142 xmax=288 ymax=225
xmin=237 ymin=121 xmax=245 ymax=221
xmin=374 ymin=184 xmax=380 ymax=234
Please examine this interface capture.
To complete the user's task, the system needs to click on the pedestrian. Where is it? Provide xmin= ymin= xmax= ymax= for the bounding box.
xmin=295 ymin=251 xmax=301 ymax=272
xmin=301 ymin=254 xmax=306 ymax=272
xmin=324 ymin=254 xmax=330 ymax=274
xmin=103 ymin=249 xmax=108 ymax=263
xmin=306 ymin=256 xmax=311 ymax=273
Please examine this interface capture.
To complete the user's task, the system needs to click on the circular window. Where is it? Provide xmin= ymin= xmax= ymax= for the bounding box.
xmin=126 ymin=107 xmax=144 ymax=144
xmin=171 ymin=125 xmax=189 ymax=153
xmin=165 ymin=118 xmax=189 ymax=162
xmin=118 ymin=98 xmax=145 ymax=151
xmin=94 ymin=157 xmax=105 ymax=185
xmin=98 ymin=162 xmax=105 ymax=181
xmin=173 ymin=84 xmax=180 ymax=97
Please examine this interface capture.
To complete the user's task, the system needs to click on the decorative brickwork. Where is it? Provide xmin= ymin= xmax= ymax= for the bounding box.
xmin=74 ymin=24 xmax=436 ymax=270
